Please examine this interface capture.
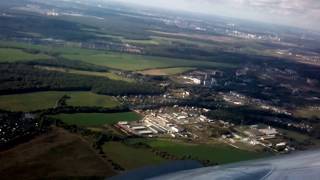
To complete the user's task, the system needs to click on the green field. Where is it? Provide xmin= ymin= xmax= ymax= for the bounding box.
xmin=280 ymin=129 xmax=312 ymax=143
xmin=0 ymin=92 xmax=64 ymax=111
xmin=152 ymin=36 xmax=218 ymax=47
xmin=0 ymin=48 xmax=51 ymax=62
xmin=122 ymin=38 xmax=160 ymax=45
xmin=129 ymin=139 xmax=266 ymax=164
xmin=294 ymin=107 xmax=320 ymax=119
xmin=36 ymin=66 xmax=134 ymax=82
xmin=138 ymin=67 xmax=195 ymax=76
xmin=0 ymin=40 xmax=100 ymax=56
xmin=0 ymin=40 xmax=234 ymax=71
xmin=0 ymin=91 xmax=119 ymax=112
xmin=103 ymin=142 xmax=166 ymax=170
xmin=279 ymin=128 xmax=320 ymax=146
xmin=52 ymin=112 xmax=141 ymax=127
xmin=65 ymin=92 xmax=120 ymax=108
xmin=94 ymin=33 xmax=160 ymax=45
xmin=62 ymin=52 xmax=234 ymax=71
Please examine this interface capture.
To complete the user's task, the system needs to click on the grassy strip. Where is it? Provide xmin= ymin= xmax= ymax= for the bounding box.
xmin=63 ymin=52 xmax=234 ymax=71
xmin=51 ymin=112 xmax=141 ymax=127
xmin=102 ymin=142 xmax=166 ymax=170
xmin=0 ymin=91 xmax=119 ymax=112
xmin=129 ymin=139 xmax=266 ymax=164
xmin=0 ymin=48 xmax=51 ymax=62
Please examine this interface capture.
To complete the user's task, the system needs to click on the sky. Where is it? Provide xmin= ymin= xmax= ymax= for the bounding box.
xmin=112 ymin=0 xmax=320 ymax=31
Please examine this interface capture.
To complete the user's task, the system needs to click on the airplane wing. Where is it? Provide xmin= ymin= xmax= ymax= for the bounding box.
xmin=110 ymin=150 xmax=320 ymax=180
xmin=150 ymin=150 xmax=320 ymax=180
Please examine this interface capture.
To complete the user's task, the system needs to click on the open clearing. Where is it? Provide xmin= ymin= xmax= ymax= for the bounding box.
xmin=51 ymin=112 xmax=141 ymax=127
xmin=35 ymin=65 xmax=134 ymax=82
xmin=103 ymin=141 xmax=166 ymax=170
xmin=0 ymin=40 xmax=100 ymax=56
xmin=0 ymin=91 xmax=119 ymax=112
xmin=62 ymin=52 xmax=234 ymax=71
xmin=65 ymin=92 xmax=120 ymax=108
xmin=138 ymin=67 xmax=195 ymax=76
xmin=96 ymin=33 xmax=160 ymax=45
xmin=0 ymin=92 xmax=63 ymax=112
xmin=0 ymin=128 xmax=116 ymax=180
xmin=279 ymin=128 xmax=320 ymax=146
xmin=0 ymin=41 xmax=234 ymax=71
xmin=129 ymin=139 xmax=266 ymax=164
xmin=121 ymin=38 xmax=160 ymax=45
xmin=280 ymin=129 xmax=312 ymax=143
xmin=152 ymin=31 xmax=239 ymax=44
xmin=0 ymin=48 xmax=51 ymax=62
xmin=294 ymin=106 xmax=320 ymax=119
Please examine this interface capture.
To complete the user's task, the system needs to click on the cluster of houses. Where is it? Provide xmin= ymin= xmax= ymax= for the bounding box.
xmin=0 ymin=113 xmax=38 ymax=145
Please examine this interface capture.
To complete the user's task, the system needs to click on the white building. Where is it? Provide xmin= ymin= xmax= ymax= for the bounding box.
xmin=183 ymin=76 xmax=201 ymax=85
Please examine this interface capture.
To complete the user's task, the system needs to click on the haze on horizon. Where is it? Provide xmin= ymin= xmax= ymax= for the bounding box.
xmin=112 ymin=0 xmax=320 ymax=31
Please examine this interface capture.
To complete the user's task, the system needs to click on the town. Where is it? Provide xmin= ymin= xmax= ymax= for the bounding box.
xmin=1 ymin=0 xmax=320 ymax=179
xmin=115 ymin=105 xmax=295 ymax=153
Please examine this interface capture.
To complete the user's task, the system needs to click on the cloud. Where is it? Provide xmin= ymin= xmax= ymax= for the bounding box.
xmin=112 ymin=0 xmax=320 ymax=31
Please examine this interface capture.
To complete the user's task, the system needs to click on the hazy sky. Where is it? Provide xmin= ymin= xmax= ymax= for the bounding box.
xmin=113 ymin=0 xmax=320 ymax=31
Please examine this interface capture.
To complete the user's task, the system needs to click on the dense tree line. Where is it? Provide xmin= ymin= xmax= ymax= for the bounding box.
xmin=0 ymin=64 xmax=163 ymax=96
xmin=37 ymin=106 xmax=130 ymax=117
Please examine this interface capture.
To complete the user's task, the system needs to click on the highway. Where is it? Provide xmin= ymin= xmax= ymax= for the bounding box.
xmin=150 ymin=150 xmax=320 ymax=180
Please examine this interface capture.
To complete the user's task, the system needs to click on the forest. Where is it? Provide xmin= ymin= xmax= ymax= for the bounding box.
xmin=0 ymin=63 xmax=163 ymax=96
